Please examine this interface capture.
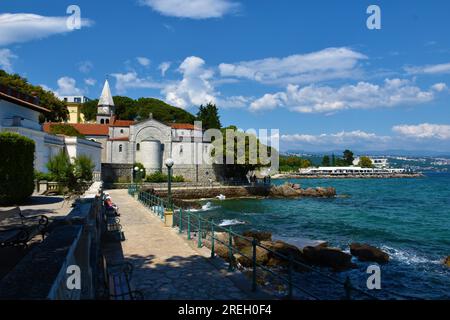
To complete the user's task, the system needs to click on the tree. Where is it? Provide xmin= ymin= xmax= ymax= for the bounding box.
xmin=279 ymin=155 xmax=312 ymax=172
xmin=196 ymin=103 xmax=222 ymax=130
xmin=322 ymin=155 xmax=331 ymax=167
xmin=0 ymin=70 xmax=68 ymax=122
xmin=81 ymin=99 xmax=98 ymax=121
xmin=343 ymin=149 xmax=355 ymax=165
xmin=46 ymin=151 xmax=75 ymax=189
xmin=358 ymin=156 xmax=374 ymax=168
xmin=49 ymin=124 xmax=85 ymax=138
xmin=0 ymin=132 xmax=35 ymax=205
xmin=74 ymin=155 xmax=95 ymax=181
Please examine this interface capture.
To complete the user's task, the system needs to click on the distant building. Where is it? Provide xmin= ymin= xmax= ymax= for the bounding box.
xmin=299 ymin=166 xmax=405 ymax=175
xmin=0 ymin=85 xmax=102 ymax=175
xmin=59 ymin=95 xmax=91 ymax=124
xmin=353 ymin=157 xmax=389 ymax=169
xmin=45 ymin=80 xmax=215 ymax=182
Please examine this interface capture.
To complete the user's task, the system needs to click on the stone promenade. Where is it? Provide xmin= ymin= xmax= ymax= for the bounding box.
xmin=104 ymin=189 xmax=251 ymax=300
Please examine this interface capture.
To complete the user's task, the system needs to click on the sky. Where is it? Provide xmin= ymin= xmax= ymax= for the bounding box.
xmin=1 ymin=0 xmax=450 ymax=154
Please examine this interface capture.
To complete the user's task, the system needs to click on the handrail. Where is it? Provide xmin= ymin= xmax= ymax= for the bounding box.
xmin=128 ymin=185 xmax=379 ymax=300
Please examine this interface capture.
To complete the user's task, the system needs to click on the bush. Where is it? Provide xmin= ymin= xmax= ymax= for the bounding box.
xmin=145 ymin=171 xmax=185 ymax=183
xmin=49 ymin=124 xmax=85 ymax=138
xmin=0 ymin=132 xmax=35 ymax=205
xmin=34 ymin=170 xmax=55 ymax=181
xmin=74 ymin=155 xmax=95 ymax=181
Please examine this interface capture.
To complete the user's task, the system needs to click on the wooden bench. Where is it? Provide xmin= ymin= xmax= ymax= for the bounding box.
xmin=0 ymin=207 xmax=49 ymax=248
xmin=102 ymin=258 xmax=144 ymax=300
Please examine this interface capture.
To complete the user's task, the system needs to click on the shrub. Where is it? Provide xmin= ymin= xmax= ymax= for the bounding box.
xmin=49 ymin=124 xmax=85 ymax=138
xmin=74 ymin=155 xmax=94 ymax=181
xmin=0 ymin=132 xmax=35 ymax=205
xmin=133 ymin=162 xmax=146 ymax=182
xmin=145 ymin=171 xmax=185 ymax=183
xmin=34 ymin=170 xmax=55 ymax=181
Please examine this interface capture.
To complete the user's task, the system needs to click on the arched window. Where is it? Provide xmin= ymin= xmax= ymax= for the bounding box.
xmin=120 ymin=129 xmax=124 ymax=134
xmin=119 ymin=145 xmax=123 ymax=152
xmin=179 ymin=145 xmax=183 ymax=154
xmin=136 ymin=143 xmax=140 ymax=151
xmin=106 ymin=119 xmax=110 ymax=124
xmin=100 ymin=119 xmax=105 ymax=124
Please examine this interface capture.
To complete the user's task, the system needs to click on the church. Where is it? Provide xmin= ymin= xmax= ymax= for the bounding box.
xmin=44 ymin=80 xmax=215 ymax=183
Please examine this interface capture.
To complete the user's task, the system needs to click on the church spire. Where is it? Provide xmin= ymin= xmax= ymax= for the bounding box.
xmin=98 ymin=79 xmax=114 ymax=106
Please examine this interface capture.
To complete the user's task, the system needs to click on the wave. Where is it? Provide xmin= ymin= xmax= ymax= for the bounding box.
xmin=218 ymin=219 xmax=247 ymax=227
xmin=380 ymin=245 xmax=441 ymax=265
xmin=188 ymin=202 xmax=219 ymax=212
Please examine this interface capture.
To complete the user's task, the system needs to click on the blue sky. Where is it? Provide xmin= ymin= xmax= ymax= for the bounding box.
xmin=1 ymin=0 xmax=450 ymax=153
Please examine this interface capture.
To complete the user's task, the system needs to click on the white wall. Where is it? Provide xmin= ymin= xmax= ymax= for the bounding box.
xmin=65 ymin=137 xmax=102 ymax=172
xmin=0 ymin=99 xmax=41 ymax=131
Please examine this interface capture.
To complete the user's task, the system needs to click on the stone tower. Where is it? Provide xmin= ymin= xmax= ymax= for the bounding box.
xmin=96 ymin=80 xmax=115 ymax=124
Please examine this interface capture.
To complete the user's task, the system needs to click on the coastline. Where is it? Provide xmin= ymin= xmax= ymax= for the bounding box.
xmin=272 ymin=173 xmax=425 ymax=179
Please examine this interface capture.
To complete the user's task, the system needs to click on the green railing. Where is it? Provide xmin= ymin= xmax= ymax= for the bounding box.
xmin=128 ymin=185 xmax=378 ymax=300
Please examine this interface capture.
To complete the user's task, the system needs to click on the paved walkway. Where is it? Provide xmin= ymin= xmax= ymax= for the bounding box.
xmin=104 ymin=189 xmax=250 ymax=300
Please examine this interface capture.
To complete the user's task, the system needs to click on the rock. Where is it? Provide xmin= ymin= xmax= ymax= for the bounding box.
xmin=350 ymin=243 xmax=389 ymax=264
xmin=302 ymin=246 xmax=355 ymax=271
xmin=260 ymin=240 xmax=305 ymax=268
xmin=242 ymin=230 xmax=272 ymax=242
xmin=269 ymin=184 xmax=300 ymax=197
xmin=203 ymin=238 xmax=235 ymax=263
xmin=235 ymin=245 xmax=269 ymax=268
xmin=444 ymin=256 xmax=450 ymax=268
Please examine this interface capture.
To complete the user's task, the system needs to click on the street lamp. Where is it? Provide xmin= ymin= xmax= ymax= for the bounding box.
xmin=165 ymin=158 xmax=174 ymax=208
xmin=134 ymin=166 xmax=144 ymax=185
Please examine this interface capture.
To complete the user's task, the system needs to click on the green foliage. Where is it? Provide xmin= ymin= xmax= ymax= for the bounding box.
xmin=0 ymin=132 xmax=35 ymax=205
xmin=46 ymin=151 xmax=94 ymax=192
xmin=145 ymin=171 xmax=185 ymax=183
xmin=74 ymin=155 xmax=95 ymax=181
xmin=322 ymin=155 xmax=331 ymax=167
xmin=133 ymin=162 xmax=146 ymax=182
xmin=279 ymin=155 xmax=312 ymax=172
xmin=81 ymin=95 xmax=196 ymax=124
xmin=80 ymin=99 xmax=98 ymax=121
xmin=196 ymin=103 xmax=222 ymax=130
xmin=34 ymin=170 xmax=55 ymax=181
xmin=49 ymin=124 xmax=85 ymax=138
xmin=343 ymin=149 xmax=355 ymax=165
xmin=0 ymin=70 xmax=68 ymax=122
xmin=358 ymin=156 xmax=374 ymax=168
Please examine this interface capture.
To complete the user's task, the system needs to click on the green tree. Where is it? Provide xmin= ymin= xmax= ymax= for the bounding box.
xmin=74 ymin=155 xmax=95 ymax=181
xmin=358 ymin=156 xmax=374 ymax=168
xmin=322 ymin=155 xmax=331 ymax=167
xmin=46 ymin=151 xmax=75 ymax=188
xmin=49 ymin=124 xmax=85 ymax=138
xmin=133 ymin=162 xmax=146 ymax=182
xmin=0 ymin=70 xmax=68 ymax=122
xmin=0 ymin=132 xmax=35 ymax=205
xmin=279 ymin=155 xmax=312 ymax=171
xmin=343 ymin=149 xmax=355 ymax=165
xmin=135 ymin=97 xmax=195 ymax=123
xmin=196 ymin=103 xmax=222 ymax=130
xmin=81 ymin=99 xmax=98 ymax=121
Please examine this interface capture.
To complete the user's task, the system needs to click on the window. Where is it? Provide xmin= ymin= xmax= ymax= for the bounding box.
xmin=63 ymin=98 xmax=68 ymax=102
xmin=136 ymin=143 xmax=140 ymax=151
xmin=179 ymin=145 xmax=183 ymax=154
xmin=74 ymin=97 xmax=82 ymax=103
xmin=119 ymin=145 xmax=123 ymax=152
xmin=120 ymin=129 xmax=124 ymax=134
xmin=106 ymin=119 xmax=110 ymax=124
xmin=100 ymin=119 xmax=105 ymax=124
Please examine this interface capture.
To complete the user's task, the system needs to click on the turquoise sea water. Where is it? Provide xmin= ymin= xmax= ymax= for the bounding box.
xmin=199 ymin=173 xmax=450 ymax=299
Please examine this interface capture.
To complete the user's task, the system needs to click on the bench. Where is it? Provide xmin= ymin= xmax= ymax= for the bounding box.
xmin=102 ymin=258 xmax=144 ymax=300
xmin=0 ymin=207 xmax=49 ymax=248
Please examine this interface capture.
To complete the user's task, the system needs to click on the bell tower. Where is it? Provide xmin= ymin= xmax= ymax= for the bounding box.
xmin=96 ymin=80 xmax=115 ymax=124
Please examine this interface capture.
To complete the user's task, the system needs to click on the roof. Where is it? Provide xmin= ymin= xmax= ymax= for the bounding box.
xmin=111 ymin=119 xmax=134 ymax=127
xmin=43 ymin=123 xmax=109 ymax=136
xmin=170 ymin=123 xmax=200 ymax=130
xmin=108 ymin=137 xmax=129 ymax=141
xmin=98 ymin=80 xmax=114 ymax=106
xmin=0 ymin=84 xmax=50 ymax=114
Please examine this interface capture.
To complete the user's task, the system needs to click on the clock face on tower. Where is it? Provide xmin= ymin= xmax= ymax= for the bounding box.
xmin=101 ymin=106 xmax=110 ymax=114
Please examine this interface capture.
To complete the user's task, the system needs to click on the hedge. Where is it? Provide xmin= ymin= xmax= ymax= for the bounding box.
xmin=0 ymin=132 xmax=35 ymax=205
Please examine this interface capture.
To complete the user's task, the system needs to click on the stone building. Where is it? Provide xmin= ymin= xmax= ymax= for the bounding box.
xmin=44 ymin=80 xmax=216 ymax=183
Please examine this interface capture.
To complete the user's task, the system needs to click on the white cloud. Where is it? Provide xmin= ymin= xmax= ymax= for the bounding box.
xmin=250 ymin=79 xmax=439 ymax=113
xmin=281 ymin=130 xmax=390 ymax=145
xmin=137 ymin=57 xmax=151 ymax=67
xmin=0 ymin=13 xmax=93 ymax=46
xmin=393 ymin=123 xmax=450 ymax=140
xmin=111 ymin=71 xmax=163 ymax=94
xmin=405 ymin=62 xmax=450 ymax=75
xmin=158 ymin=62 xmax=171 ymax=77
xmin=0 ymin=49 xmax=17 ymax=72
xmin=78 ymin=60 xmax=93 ymax=74
xmin=140 ymin=0 xmax=240 ymax=19
xmin=163 ymin=56 xmax=216 ymax=109
xmin=431 ymin=83 xmax=447 ymax=92
xmin=216 ymin=95 xmax=251 ymax=108
xmin=219 ymin=47 xmax=367 ymax=85
xmin=84 ymin=78 xmax=97 ymax=86
xmin=55 ymin=77 xmax=83 ymax=96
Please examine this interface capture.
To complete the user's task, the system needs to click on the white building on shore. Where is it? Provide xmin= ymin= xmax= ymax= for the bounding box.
xmin=299 ymin=166 xmax=406 ymax=175
xmin=0 ymin=84 xmax=102 ymax=174
xmin=353 ymin=157 xmax=389 ymax=169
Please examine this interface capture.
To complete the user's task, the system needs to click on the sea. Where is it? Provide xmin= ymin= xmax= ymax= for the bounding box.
xmin=196 ymin=172 xmax=450 ymax=300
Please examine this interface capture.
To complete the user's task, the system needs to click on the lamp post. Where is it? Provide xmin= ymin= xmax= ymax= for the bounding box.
xmin=165 ymin=158 xmax=174 ymax=208
xmin=134 ymin=166 xmax=144 ymax=187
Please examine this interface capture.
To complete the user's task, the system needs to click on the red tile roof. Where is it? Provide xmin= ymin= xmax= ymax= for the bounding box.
xmin=171 ymin=123 xmax=199 ymax=130
xmin=43 ymin=123 xmax=109 ymax=136
xmin=111 ymin=119 xmax=135 ymax=127
xmin=108 ymin=137 xmax=129 ymax=141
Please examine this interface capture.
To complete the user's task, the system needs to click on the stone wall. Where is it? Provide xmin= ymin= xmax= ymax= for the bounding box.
xmin=101 ymin=163 xmax=133 ymax=183
xmin=154 ymin=185 xmax=271 ymax=199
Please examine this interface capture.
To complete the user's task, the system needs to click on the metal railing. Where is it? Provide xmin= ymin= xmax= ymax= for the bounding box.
xmin=128 ymin=185 xmax=378 ymax=300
